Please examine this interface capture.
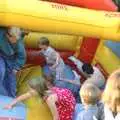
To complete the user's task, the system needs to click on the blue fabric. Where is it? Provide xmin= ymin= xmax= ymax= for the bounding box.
xmin=74 ymin=104 xmax=99 ymax=120
xmin=0 ymin=56 xmax=16 ymax=97
xmin=0 ymin=28 xmax=15 ymax=56
xmin=74 ymin=102 xmax=104 ymax=120
xmin=0 ymin=57 xmax=8 ymax=96
xmin=74 ymin=104 xmax=84 ymax=120
xmin=43 ymin=65 xmax=80 ymax=103
xmin=5 ymin=40 xmax=26 ymax=70
xmin=0 ymin=95 xmax=26 ymax=120
xmin=5 ymin=68 xmax=16 ymax=97
xmin=105 ymin=41 xmax=120 ymax=58
xmin=0 ymin=27 xmax=26 ymax=70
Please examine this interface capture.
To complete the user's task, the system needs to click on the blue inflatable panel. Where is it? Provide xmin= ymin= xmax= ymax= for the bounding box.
xmin=0 ymin=95 xmax=26 ymax=120
xmin=105 ymin=41 xmax=120 ymax=58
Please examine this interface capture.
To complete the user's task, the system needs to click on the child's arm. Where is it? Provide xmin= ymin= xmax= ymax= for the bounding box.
xmin=60 ymin=78 xmax=80 ymax=86
xmin=51 ymin=53 xmax=60 ymax=69
xmin=4 ymin=89 xmax=37 ymax=109
xmin=30 ymin=50 xmax=43 ymax=56
xmin=46 ymin=94 xmax=59 ymax=120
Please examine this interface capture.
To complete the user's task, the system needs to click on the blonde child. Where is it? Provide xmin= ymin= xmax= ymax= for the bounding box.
xmin=102 ymin=68 xmax=120 ymax=120
xmin=4 ymin=76 xmax=76 ymax=120
xmin=74 ymin=82 xmax=104 ymax=120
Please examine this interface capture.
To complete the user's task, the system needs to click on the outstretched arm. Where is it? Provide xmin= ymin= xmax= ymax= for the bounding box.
xmin=4 ymin=89 xmax=37 ymax=109
xmin=60 ymin=78 xmax=80 ymax=86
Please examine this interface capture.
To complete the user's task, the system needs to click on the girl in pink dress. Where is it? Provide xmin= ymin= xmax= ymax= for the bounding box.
xmin=3 ymin=76 xmax=76 ymax=120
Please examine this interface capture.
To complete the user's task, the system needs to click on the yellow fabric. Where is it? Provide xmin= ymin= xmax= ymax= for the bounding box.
xmin=93 ymin=41 xmax=120 ymax=74
xmin=17 ymin=66 xmax=52 ymax=120
xmin=0 ymin=0 xmax=120 ymax=41
xmin=24 ymin=32 xmax=81 ymax=51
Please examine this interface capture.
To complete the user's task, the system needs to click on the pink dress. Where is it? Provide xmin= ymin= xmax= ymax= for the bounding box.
xmin=48 ymin=87 xmax=76 ymax=120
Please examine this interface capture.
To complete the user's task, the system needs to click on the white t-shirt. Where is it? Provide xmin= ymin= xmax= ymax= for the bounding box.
xmin=104 ymin=105 xmax=120 ymax=120
xmin=68 ymin=56 xmax=105 ymax=88
xmin=88 ymin=67 xmax=105 ymax=88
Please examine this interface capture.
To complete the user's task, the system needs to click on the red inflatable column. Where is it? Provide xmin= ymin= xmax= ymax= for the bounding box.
xmin=78 ymin=37 xmax=100 ymax=63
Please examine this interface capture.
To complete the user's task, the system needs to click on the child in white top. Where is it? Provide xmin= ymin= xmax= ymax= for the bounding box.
xmin=69 ymin=56 xmax=105 ymax=90
xmin=102 ymin=68 xmax=120 ymax=120
xmin=38 ymin=37 xmax=81 ymax=102
xmin=38 ymin=37 xmax=65 ymax=80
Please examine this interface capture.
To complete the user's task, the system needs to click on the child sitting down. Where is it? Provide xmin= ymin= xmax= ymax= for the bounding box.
xmin=74 ymin=82 xmax=104 ymax=120
xmin=4 ymin=76 xmax=76 ymax=120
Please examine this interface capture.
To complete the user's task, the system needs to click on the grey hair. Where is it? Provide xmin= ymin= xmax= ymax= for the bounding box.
xmin=9 ymin=27 xmax=22 ymax=40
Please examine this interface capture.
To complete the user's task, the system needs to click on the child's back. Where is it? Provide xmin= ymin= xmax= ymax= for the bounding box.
xmin=74 ymin=83 xmax=104 ymax=120
xmin=74 ymin=101 xmax=104 ymax=120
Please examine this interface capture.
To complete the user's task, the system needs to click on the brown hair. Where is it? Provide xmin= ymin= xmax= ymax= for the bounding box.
xmin=38 ymin=37 xmax=50 ymax=46
xmin=28 ymin=76 xmax=48 ymax=97
xmin=102 ymin=69 xmax=120 ymax=113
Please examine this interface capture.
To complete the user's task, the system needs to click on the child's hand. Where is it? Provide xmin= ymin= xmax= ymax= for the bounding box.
xmin=3 ymin=104 xmax=13 ymax=110
xmin=50 ymin=65 xmax=57 ymax=70
xmin=53 ymin=116 xmax=59 ymax=120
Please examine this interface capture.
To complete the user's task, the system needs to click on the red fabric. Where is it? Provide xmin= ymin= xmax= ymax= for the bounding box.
xmin=50 ymin=0 xmax=117 ymax=11
xmin=26 ymin=49 xmax=46 ymax=66
xmin=26 ymin=48 xmax=74 ymax=65
xmin=79 ymin=37 xmax=100 ymax=63
xmin=49 ymin=87 xmax=76 ymax=120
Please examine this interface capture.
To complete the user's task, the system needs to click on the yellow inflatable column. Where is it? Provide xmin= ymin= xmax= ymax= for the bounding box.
xmin=93 ymin=41 xmax=120 ymax=74
xmin=24 ymin=32 xmax=80 ymax=51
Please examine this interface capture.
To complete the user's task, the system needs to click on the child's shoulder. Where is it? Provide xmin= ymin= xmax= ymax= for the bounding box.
xmin=46 ymin=46 xmax=56 ymax=53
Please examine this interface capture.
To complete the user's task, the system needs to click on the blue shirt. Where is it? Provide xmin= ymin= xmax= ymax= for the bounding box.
xmin=74 ymin=102 xmax=104 ymax=120
xmin=0 ymin=27 xmax=26 ymax=70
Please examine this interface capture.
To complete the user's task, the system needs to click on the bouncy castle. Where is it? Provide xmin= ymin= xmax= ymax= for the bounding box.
xmin=0 ymin=0 xmax=120 ymax=120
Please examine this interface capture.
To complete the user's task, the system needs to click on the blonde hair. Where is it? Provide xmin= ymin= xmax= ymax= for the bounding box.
xmin=102 ymin=69 xmax=120 ymax=113
xmin=80 ymin=82 xmax=101 ymax=105
xmin=8 ymin=27 xmax=22 ymax=40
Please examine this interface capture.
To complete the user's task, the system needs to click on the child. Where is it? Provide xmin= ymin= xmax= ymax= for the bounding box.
xmin=4 ymin=76 xmax=76 ymax=120
xmin=102 ymin=68 xmax=120 ymax=120
xmin=38 ymin=37 xmax=65 ymax=81
xmin=74 ymin=82 xmax=104 ymax=120
xmin=44 ymin=73 xmax=80 ymax=103
xmin=39 ymin=37 xmax=80 ymax=84
xmin=39 ymin=37 xmax=81 ymax=102
xmin=69 ymin=56 xmax=105 ymax=90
